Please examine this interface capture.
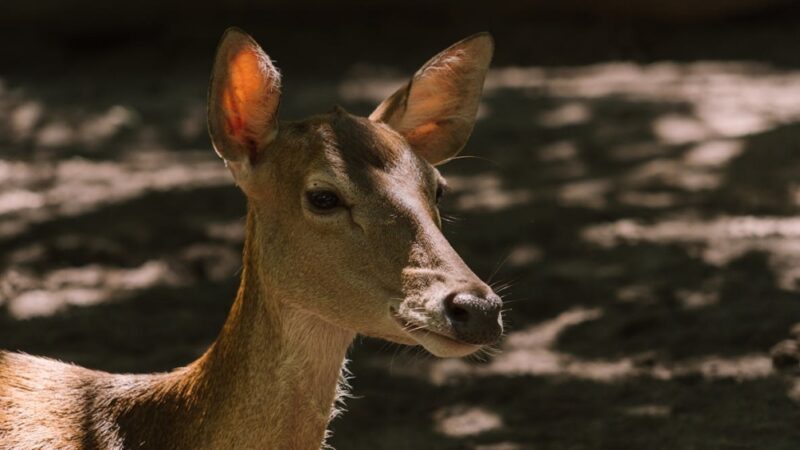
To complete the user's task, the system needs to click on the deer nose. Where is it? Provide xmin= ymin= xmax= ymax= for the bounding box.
xmin=443 ymin=291 xmax=503 ymax=345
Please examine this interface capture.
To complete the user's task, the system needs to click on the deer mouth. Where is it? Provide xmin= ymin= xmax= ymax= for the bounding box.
xmin=390 ymin=308 xmax=482 ymax=358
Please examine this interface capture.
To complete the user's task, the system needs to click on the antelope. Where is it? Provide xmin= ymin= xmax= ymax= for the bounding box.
xmin=0 ymin=28 xmax=503 ymax=449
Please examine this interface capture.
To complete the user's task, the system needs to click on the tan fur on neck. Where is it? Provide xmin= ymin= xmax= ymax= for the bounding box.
xmin=0 ymin=208 xmax=354 ymax=450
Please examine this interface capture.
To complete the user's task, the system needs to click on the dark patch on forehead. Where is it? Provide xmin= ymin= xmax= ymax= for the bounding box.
xmin=325 ymin=107 xmax=406 ymax=169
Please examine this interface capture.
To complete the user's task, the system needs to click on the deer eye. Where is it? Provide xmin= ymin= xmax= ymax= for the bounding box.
xmin=307 ymin=190 xmax=341 ymax=212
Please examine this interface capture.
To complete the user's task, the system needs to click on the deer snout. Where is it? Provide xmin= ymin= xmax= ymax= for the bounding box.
xmin=443 ymin=290 xmax=503 ymax=345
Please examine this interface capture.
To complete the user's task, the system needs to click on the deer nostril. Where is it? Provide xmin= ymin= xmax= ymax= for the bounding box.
xmin=444 ymin=293 xmax=471 ymax=323
xmin=442 ymin=291 xmax=503 ymax=345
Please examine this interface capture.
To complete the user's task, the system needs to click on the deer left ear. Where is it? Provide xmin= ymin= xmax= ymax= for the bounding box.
xmin=208 ymin=27 xmax=281 ymax=172
xmin=369 ymin=33 xmax=493 ymax=165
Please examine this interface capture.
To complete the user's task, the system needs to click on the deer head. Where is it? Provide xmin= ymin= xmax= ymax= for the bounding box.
xmin=208 ymin=28 xmax=502 ymax=358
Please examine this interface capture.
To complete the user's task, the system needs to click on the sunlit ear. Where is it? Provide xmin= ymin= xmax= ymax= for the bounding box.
xmin=208 ymin=27 xmax=281 ymax=170
xmin=369 ymin=33 xmax=493 ymax=165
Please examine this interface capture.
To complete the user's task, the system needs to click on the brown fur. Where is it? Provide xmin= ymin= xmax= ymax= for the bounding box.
xmin=0 ymin=29 xmax=499 ymax=449
xmin=0 ymin=213 xmax=352 ymax=449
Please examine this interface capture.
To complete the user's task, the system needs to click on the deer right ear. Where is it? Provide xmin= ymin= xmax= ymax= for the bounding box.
xmin=369 ymin=33 xmax=492 ymax=166
xmin=208 ymin=28 xmax=281 ymax=173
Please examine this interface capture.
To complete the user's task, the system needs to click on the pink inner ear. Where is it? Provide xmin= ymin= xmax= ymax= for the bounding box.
xmin=223 ymin=90 xmax=245 ymax=137
xmin=221 ymin=47 xmax=267 ymax=140
xmin=405 ymin=121 xmax=441 ymax=143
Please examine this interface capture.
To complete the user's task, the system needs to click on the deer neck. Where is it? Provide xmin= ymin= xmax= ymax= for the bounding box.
xmin=145 ymin=207 xmax=356 ymax=449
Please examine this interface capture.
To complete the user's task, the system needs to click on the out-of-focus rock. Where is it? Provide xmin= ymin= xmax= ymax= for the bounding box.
xmin=770 ymin=339 xmax=800 ymax=371
xmin=788 ymin=323 xmax=800 ymax=340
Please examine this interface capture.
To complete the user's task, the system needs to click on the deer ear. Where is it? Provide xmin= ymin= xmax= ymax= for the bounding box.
xmin=208 ymin=27 xmax=281 ymax=169
xmin=369 ymin=33 xmax=493 ymax=166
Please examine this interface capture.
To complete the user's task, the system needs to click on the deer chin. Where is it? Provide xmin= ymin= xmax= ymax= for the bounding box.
xmin=390 ymin=309 xmax=482 ymax=358
xmin=408 ymin=328 xmax=482 ymax=358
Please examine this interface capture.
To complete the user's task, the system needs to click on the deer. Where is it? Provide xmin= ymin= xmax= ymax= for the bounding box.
xmin=0 ymin=28 xmax=503 ymax=449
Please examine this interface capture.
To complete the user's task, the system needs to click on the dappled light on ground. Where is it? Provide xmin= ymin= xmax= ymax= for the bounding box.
xmin=373 ymin=308 xmax=772 ymax=385
xmin=434 ymin=405 xmax=504 ymax=438
xmin=0 ymin=155 xmax=229 ymax=236
xmin=584 ymin=216 xmax=800 ymax=290
xmin=4 ymin=260 xmax=177 ymax=319
xmin=447 ymin=174 xmax=533 ymax=212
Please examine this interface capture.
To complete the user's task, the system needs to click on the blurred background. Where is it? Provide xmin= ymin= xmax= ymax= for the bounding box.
xmin=3 ymin=1 xmax=800 ymax=448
